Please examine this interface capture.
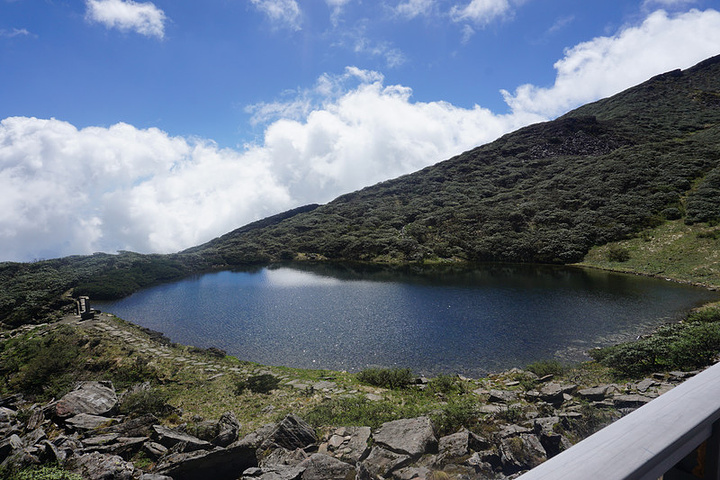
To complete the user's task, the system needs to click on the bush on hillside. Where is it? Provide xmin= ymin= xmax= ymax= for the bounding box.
xmin=356 ymin=368 xmax=413 ymax=389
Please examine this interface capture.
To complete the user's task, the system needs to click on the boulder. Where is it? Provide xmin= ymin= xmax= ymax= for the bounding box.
xmin=213 ymin=411 xmax=241 ymax=447
xmin=359 ymin=446 xmax=412 ymax=479
xmin=298 ymin=453 xmax=355 ymax=480
xmin=577 ymin=386 xmax=610 ymax=402
xmin=51 ymin=435 xmax=84 ymax=464
xmin=153 ymin=441 xmax=257 ymax=480
xmin=488 ymin=389 xmax=518 ymax=403
xmin=263 ymin=415 xmax=317 ymax=451
xmin=0 ymin=434 xmax=23 ymax=463
xmin=236 ymin=423 xmax=277 ymax=449
xmin=65 ymin=413 xmax=116 ymax=431
xmin=55 ymin=381 xmax=118 ymax=419
xmin=326 ymin=426 xmax=371 ymax=465
xmin=109 ymin=414 xmax=158 ymax=437
xmin=392 ymin=466 xmax=431 ymax=480
xmin=152 ymin=425 xmax=213 ymax=452
xmin=373 ymin=417 xmax=437 ymax=457
xmin=437 ymin=428 xmax=490 ymax=461
xmin=612 ymin=394 xmax=654 ymax=409
xmin=260 ymin=447 xmax=309 ymax=469
xmin=0 ymin=406 xmax=17 ymax=423
xmin=499 ymin=434 xmax=547 ymax=473
xmin=144 ymin=441 xmax=168 ymax=459
xmin=87 ymin=436 xmax=149 ymax=459
xmin=635 ymin=378 xmax=657 ymax=393
xmin=66 ymin=452 xmax=136 ymax=480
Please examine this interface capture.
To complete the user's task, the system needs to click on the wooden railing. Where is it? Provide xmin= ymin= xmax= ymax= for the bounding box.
xmin=517 ymin=362 xmax=720 ymax=480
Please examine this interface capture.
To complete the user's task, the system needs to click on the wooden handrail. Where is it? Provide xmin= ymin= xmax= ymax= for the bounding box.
xmin=517 ymin=362 xmax=720 ymax=480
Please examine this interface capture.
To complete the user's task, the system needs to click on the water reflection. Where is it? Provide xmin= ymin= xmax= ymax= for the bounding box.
xmin=97 ymin=263 xmax=719 ymax=377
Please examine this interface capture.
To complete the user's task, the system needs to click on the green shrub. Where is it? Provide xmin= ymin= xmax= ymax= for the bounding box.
xmin=356 ymin=368 xmax=413 ymax=389
xmin=119 ymin=388 xmax=173 ymax=417
xmin=9 ymin=327 xmax=83 ymax=398
xmin=234 ymin=374 xmax=280 ymax=395
xmin=606 ymin=245 xmax=631 ymax=262
xmin=668 ymin=322 xmax=720 ymax=369
xmin=687 ymin=306 xmax=720 ymax=323
xmin=526 ymin=360 xmax=565 ymax=378
xmin=590 ymin=317 xmax=720 ymax=377
xmin=427 ymin=374 xmax=464 ymax=395
xmin=430 ymin=399 xmax=479 ymax=437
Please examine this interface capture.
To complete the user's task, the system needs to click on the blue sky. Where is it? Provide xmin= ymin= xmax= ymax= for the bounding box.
xmin=1 ymin=0 xmax=719 ymax=262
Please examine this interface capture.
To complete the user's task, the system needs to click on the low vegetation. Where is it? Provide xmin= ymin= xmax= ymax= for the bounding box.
xmin=356 ymin=367 xmax=414 ymax=389
xmin=590 ymin=305 xmax=720 ymax=377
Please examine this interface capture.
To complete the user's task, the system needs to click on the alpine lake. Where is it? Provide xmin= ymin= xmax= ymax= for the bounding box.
xmin=96 ymin=263 xmax=720 ymax=377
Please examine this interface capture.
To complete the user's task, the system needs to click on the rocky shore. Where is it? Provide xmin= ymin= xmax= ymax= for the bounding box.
xmin=0 ymin=313 xmax=705 ymax=479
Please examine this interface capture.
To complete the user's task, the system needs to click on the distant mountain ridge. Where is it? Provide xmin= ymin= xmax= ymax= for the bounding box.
xmin=2 ymin=54 xmax=720 ymax=325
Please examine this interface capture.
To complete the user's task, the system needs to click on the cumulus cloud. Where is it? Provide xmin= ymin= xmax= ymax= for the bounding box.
xmin=0 ymin=70 xmax=535 ymax=261
xmin=250 ymin=0 xmax=302 ymax=31
xmin=450 ymin=0 xmax=511 ymax=25
xmin=85 ymin=0 xmax=166 ymax=39
xmin=0 ymin=117 xmax=292 ymax=260
xmin=248 ymin=67 xmax=537 ymax=203
xmin=502 ymin=9 xmax=720 ymax=118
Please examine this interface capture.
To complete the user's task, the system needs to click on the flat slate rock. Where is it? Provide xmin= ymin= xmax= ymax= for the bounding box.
xmin=55 ymin=381 xmax=118 ymax=419
xmin=373 ymin=417 xmax=437 ymax=457
xmin=152 ymin=425 xmax=213 ymax=451
xmin=65 ymin=413 xmax=116 ymax=431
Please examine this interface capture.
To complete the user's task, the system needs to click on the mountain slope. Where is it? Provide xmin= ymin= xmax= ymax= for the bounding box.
xmin=189 ymin=55 xmax=720 ymax=266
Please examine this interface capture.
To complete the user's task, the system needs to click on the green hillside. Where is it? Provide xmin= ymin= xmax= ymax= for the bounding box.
xmin=2 ymin=55 xmax=720 ymax=326
xmin=189 ymin=55 xmax=720 ymax=266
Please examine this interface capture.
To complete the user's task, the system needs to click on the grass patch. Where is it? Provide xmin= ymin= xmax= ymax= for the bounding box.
xmin=580 ymin=219 xmax=720 ymax=287
xmin=302 ymin=395 xmax=427 ymax=429
xmin=526 ymin=359 xmax=566 ymax=378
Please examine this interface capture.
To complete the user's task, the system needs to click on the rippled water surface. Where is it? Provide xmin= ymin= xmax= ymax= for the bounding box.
xmin=97 ymin=264 xmax=719 ymax=376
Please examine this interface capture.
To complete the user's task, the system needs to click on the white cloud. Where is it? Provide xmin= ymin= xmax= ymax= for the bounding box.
xmin=393 ymin=0 xmax=435 ymax=19
xmin=0 ymin=28 xmax=31 ymax=38
xmin=0 ymin=118 xmax=291 ymax=260
xmin=0 ymin=70 xmax=536 ymax=261
xmin=643 ymin=0 xmax=697 ymax=8
xmin=333 ymin=23 xmax=407 ymax=68
xmin=325 ymin=0 xmax=351 ymax=25
xmin=250 ymin=0 xmax=302 ymax=31
xmin=450 ymin=0 xmax=511 ymax=25
xmin=85 ymin=0 xmax=166 ymax=39
xmin=502 ymin=9 xmax=720 ymax=118
xmin=249 ymin=67 xmax=537 ymax=202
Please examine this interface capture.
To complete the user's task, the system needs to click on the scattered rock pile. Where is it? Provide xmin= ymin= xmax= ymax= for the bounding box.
xmin=0 ymin=368 xmax=699 ymax=480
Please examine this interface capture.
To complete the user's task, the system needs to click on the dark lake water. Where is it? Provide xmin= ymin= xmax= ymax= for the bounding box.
xmin=96 ymin=263 xmax=719 ymax=377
